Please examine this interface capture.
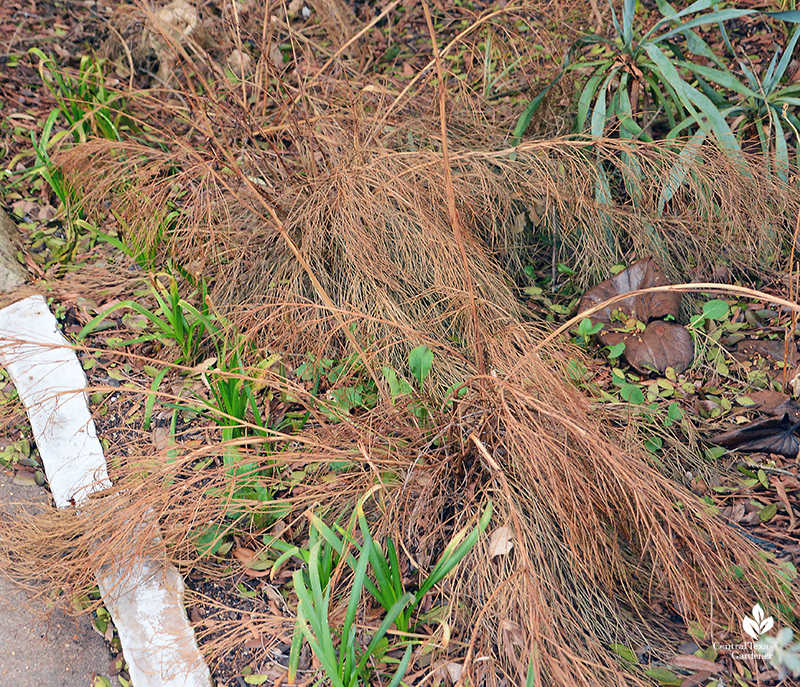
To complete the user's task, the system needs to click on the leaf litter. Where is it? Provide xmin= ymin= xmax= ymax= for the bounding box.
xmin=578 ymin=257 xmax=694 ymax=374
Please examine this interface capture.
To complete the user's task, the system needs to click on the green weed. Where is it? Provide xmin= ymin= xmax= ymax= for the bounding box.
xmin=281 ymin=492 xmax=492 ymax=685
xmin=28 ymin=49 xmax=132 ymax=144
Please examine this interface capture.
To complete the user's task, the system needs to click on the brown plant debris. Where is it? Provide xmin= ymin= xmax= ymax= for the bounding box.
xmin=4 ymin=3 xmax=800 ymax=686
xmin=579 ymin=257 xmax=694 ymax=374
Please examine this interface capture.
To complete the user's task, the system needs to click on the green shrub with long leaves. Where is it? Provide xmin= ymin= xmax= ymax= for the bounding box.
xmin=515 ymin=0 xmax=800 ymax=174
xmin=513 ymin=0 xmax=800 ymax=253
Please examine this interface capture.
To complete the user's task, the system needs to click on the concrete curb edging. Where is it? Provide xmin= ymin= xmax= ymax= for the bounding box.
xmin=0 ymin=294 xmax=212 ymax=687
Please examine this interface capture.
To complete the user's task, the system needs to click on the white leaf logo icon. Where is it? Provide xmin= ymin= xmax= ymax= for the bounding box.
xmin=743 ymin=604 xmax=774 ymax=640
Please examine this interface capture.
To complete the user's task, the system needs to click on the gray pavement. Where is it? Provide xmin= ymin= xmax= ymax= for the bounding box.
xmin=0 ymin=473 xmax=117 ymax=687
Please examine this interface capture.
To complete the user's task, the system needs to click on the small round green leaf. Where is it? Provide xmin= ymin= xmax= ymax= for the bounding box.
xmin=702 ymin=299 xmax=730 ymax=321
xmin=760 ymin=503 xmax=778 ymax=522
xmin=619 ymin=383 xmax=645 ymax=404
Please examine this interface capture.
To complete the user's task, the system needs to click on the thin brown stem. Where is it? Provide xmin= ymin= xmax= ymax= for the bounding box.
xmin=422 ymin=2 xmax=485 ymax=377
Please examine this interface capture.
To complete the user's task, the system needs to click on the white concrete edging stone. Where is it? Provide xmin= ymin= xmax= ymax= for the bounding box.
xmin=0 ymin=295 xmax=211 ymax=687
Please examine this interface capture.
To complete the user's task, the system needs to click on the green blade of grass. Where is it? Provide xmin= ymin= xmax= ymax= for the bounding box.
xmin=340 ymin=535 xmax=373 ymax=678
xmin=292 ymin=576 xmax=345 ymax=687
xmin=415 ymin=502 xmax=492 ymax=602
xmin=143 ymin=366 xmax=170 ymax=430
xmin=353 ymin=592 xmax=414 ymax=680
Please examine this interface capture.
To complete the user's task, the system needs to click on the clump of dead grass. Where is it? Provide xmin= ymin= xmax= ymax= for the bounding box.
xmin=59 ymin=129 xmax=797 ymax=386
xmin=5 ymin=2 xmax=800 ymax=685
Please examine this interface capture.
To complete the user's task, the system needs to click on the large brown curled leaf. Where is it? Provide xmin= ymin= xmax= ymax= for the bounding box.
xmin=610 ymin=321 xmax=694 ymax=375
xmin=710 ymin=413 xmax=800 ymax=459
xmin=578 ymin=258 xmax=694 ymax=374
xmin=579 ymin=257 xmax=681 ymax=322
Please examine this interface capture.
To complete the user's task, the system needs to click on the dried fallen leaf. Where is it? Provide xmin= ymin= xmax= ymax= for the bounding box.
xmin=665 ymin=654 xmax=721 ymax=673
xmin=445 ymin=662 xmax=463 ymax=683
xmin=227 ymin=49 xmax=253 ymax=77
xmin=499 ymin=619 xmax=527 ymax=674
xmin=12 ymin=471 xmax=37 ymax=486
xmin=729 ymin=339 xmax=796 ymax=365
xmin=578 ymin=258 xmax=693 ymax=373
xmin=579 ymin=257 xmax=680 ymax=323
xmin=772 ymin=478 xmax=797 ymax=531
xmin=736 ymin=390 xmax=800 ymax=420
xmin=710 ymin=413 xmax=800 ymax=458
xmin=234 ymin=547 xmax=256 ymax=565
xmin=680 ymin=670 xmax=713 ymax=687
xmin=488 ymin=526 xmax=513 ymax=557
xmin=616 ymin=321 xmax=694 ymax=375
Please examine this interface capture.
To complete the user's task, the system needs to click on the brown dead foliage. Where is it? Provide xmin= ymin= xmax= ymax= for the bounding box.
xmin=4 ymin=2 xmax=800 ymax=686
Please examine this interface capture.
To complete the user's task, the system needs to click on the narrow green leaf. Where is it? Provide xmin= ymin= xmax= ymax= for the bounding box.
xmin=416 ymin=502 xmax=492 ymax=601
xmin=576 ymin=71 xmax=608 ymax=133
xmin=354 ymin=593 xmax=414 ymax=679
xmin=385 ymin=645 xmax=414 ymax=687
xmin=511 ymin=70 xmax=565 ymax=147
xmin=644 ymin=43 xmax=746 ymax=167
xmin=765 ymin=10 xmax=800 ymax=23
xmin=655 ymin=9 xmax=755 ymax=45
xmin=356 ymin=507 xmax=395 ymax=610
xmin=595 ymin=162 xmax=612 ymax=206
xmin=645 ymin=0 xmax=728 ymax=41
xmin=293 ymin=585 xmax=344 ymax=687
xmin=526 ymin=652 xmax=537 ymax=687
xmin=643 ymin=73 xmax=680 ymax=128
xmin=341 ymin=534 xmax=372 ymax=663
xmin=386 ymin=538 xmax=404 ymax=599
xmin=766 ymin=24 xmax=800 ymax=93
xmin=591 ymin=71 xmax=618 ymax=138
xmin=762 ymin=48 xmax=784 ymax=96
xmin=143 ymin=367 xmax=170 ymax=431
xmin=609 ymin=1 xmax=623 ymax=41
xmin=772 ymin=108 xmax=790 ymax=182
xmin=309 ymin=514 xmax=382 ymax=600
xmin=682 ymin=62 xmax=759 ymax=99
xmin=622 ymin=0 xmax=636 ymax=48
xmin=616 ymin=75 xmax=648 ymax=142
